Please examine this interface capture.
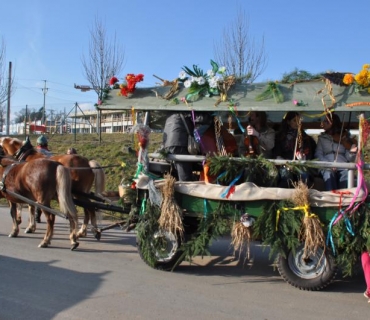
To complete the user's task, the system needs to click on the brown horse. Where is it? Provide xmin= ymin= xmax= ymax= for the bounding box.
xmin=0 ymin=136 xmax=106 ymax=240
xmin=0 ymin=155 xmax=80 ymax=250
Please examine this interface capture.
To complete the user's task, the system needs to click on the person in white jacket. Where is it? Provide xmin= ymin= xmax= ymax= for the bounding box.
xmin=314 ymin=114 xmax=357 ymax=191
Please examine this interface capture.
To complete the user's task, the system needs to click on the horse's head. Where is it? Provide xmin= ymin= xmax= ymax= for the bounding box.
xmin=14 ymin=136 xmax=36 ymax=160
xmin=0 ymin=137 xmax=24 ymax=156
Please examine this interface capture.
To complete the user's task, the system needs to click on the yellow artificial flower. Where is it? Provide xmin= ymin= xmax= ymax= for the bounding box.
xmin=363 ymin=64 xmax=370 ymax=70
xmin=343 ymin=73 xmax=354 ymax=85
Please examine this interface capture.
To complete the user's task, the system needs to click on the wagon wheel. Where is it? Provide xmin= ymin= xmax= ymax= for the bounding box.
xmin=277 ymin=244 xmax=337 ymax=291
xmin=137 ymin=229 xmax=184 ymax=271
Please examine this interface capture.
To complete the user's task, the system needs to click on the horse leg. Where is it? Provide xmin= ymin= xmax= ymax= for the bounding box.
xmin=16 ymin=203 xmax=22 ymax=225
xmin=9 ymin=202 xmax=20 ymax=237
xmin=77 ymin=206 xmax=89 ymax=238
xmin=38 ymin=211 xmax=54 ymax=248
xmin=88 ymin=207 xmax=101 ymax=241
xmin=35 ymin=207 xmax=42 ymax=223
xmin=68 ymin=212 xmax=80 ymax=251
xmin=25 ymin=205 xmax=37 ymax=234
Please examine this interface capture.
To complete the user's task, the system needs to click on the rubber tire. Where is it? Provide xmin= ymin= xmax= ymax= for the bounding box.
xmin=137 ymin=230 xmax=184 ymax=271
xmin=277 ymin=245 xmax=337 ymax=291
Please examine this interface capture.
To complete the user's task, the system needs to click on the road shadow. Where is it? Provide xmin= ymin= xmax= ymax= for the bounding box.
xmin=0 ymin=255 xmax=108 ymax=319
xmin=175 ymin=237 xmax=365 ymax=293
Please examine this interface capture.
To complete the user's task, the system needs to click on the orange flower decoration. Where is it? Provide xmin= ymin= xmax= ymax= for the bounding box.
xmin=343 ymin=73 xmax=354 ymax=85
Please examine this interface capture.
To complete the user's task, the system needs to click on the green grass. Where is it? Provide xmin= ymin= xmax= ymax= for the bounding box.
xmin=13 ymin=132 xmax=164 ymax=193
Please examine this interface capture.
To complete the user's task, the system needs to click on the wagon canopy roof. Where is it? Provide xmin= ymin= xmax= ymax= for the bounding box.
xmin=100 ymin=80 xmax=370 ymax=112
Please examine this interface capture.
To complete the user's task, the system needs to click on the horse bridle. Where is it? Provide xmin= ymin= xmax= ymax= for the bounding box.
xmin=14 ymin=140 xmax=35 ymax=161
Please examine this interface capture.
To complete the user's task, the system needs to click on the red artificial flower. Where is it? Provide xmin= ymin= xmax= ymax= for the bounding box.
xmin=109 ymin=76 xmax=119 ymax=85
xmin=120 ymin=86 xmax=129 ymax=96
xmin=119 ymin=74 xmax=144 ymax=96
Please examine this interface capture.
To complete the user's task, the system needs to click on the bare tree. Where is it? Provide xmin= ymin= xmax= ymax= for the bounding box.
xmin=213 ymin=8 xmax=267 ymax=83
xmin=81 ymin=16 xmax=125 ymax=102
xmin=0 ymin=103 xmax=5 ymax=131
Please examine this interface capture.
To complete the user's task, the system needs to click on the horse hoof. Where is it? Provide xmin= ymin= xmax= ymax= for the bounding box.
xmin=38 ymin=242 xmax=48 ymax=248
xmin=95 ymin=232 xmax=101 ymax=241
xmin=91 ymin=228 xmax=101 ymax=241
xmin=71 ymin=242 xmax=79 ymax=251
xmin=25 ymin=228 xmax=34 ymax=234
xmin=8 ymin=233 xmax=18 ymax=238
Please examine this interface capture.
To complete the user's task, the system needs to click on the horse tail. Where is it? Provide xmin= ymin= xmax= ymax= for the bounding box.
xmin=56 ymin=165 xmax=78 ymax=218
xmin=89 ymin=160 xmax=106 ymax=196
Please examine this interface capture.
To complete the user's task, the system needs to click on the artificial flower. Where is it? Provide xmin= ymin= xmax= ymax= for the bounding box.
xmin=109 ymin=76 xmax=119 ymax=86
xmin=343 ymin=74 xmax=354 ymax=85
xmin=178 ymin=59 xmax=227 ymax=101
xmin=343 ymin=64 xmax=370 ymax=93
xmin=117 ymin=73 xmax=144 ymax=97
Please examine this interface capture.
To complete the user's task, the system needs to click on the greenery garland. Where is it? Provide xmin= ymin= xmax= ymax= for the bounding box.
xmin=135 ymin=202 xmax=163 ymax=268
xmin=330 ymin=203 xmax=370 ymax=276
xmin=280 ymin=69 xmax=323 ymax=84
xmin=175 ymin=202 xmax=234 ymax=267
xmin=253 ymin=200 xmax=302 ymax=258
xmin=255 ymin=81 xmax=284 ymax=103
xmin=207 ymin=155 xmax=279 ymax=187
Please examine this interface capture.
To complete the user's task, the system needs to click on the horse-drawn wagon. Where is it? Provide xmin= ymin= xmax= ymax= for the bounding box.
xmin=102 ymin=71 xmax=370 ymax=291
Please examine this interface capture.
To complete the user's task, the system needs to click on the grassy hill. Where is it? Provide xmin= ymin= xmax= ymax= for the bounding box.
xmin=12 ymin=132 xmax=164 ymax=193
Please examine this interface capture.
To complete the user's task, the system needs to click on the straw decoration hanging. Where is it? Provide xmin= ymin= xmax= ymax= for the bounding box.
xmin=152 ymin=75 xmax=180 ymax=100
xmin=292 ymin=181 xmax=326 ymax=258
xmin=214 ymin=116 xmax=227 ymax=155
xmin=316 ymin=78 xmax=336 ymax=113
xmin=158 ymin=174 xmax=184 ymax=240
xmin=231 ymin=219 xmax=252 ymax=263
xmin=215 ymin=75 xmax=236 ymax=106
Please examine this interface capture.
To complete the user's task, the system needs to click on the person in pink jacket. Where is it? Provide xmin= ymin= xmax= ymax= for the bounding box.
xmin=362 ymin=252 xmax=370 ymax=302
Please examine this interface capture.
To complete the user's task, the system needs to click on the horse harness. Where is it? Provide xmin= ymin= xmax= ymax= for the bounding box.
xmin=0 ymin=162 xmax=19 ymax=192
xmin=14 ymin=144 xmax=34 ymax=161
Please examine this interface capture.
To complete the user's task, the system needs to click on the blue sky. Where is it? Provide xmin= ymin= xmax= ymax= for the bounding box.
xmin=1 ymin=0 xmax=369 ymax=120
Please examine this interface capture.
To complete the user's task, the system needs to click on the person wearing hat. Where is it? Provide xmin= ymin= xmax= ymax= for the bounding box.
xmin=36 ymin=135 xmax=52 ymax=157
xmin=35 ymin=135 xmax=51 ymax=223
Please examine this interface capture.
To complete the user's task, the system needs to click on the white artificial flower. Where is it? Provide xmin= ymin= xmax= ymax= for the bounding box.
xmin=218 ymin=66 xmax=226 ymax=74
xmin=178 ymin=70 xmax=187 ymax=80
xmin=196 ymin=77 xmax=206 ymax=85
xmin=184 ymin=79 xmax=192 ymax=88
xmin=207 ymin=69 xmax=215 ymax=77
xmin=208 ymin=77 xmax=218 ymax=88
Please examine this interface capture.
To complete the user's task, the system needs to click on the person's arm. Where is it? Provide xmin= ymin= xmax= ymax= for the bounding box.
xmin=314 ymin=136 xmax=325 ymax=161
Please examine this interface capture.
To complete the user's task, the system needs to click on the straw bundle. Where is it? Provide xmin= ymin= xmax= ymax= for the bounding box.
xmin=158 ymin=174 xmax=184 ymax=240
xmin=292 ymin=181 xmax=325 ymax=257
xmin=231 ymin=220 xmax=252 ymax=263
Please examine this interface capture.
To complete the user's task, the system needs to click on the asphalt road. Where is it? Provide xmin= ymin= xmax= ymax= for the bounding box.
xmin=0 ymin=205 xmax=368 ymax=320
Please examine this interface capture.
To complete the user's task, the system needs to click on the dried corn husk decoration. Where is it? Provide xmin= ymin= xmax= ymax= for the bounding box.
xmin=152 ymin=75 xmax=180 ymax=100
xmin=215 ymin=75 xmax=236 ymax=106
xmin=292 ymin=181 xmax=325 ymax=258
xmin=158 ymin=174 xmax=184 ymax=240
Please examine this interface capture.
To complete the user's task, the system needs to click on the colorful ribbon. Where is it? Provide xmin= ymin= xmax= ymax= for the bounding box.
xmin=228 ymin=105 xmax=245 ymax=133
xmin=220 ymin=171 xmax=243 ymax=199
xmin=275 ymin=204 xmax=316 ymax=231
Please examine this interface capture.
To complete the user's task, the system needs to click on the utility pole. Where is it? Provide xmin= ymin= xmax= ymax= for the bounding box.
xmin=24 ymin=104 xmax=27 ymax=137
xmin=42 ymin=80 xmax=48 ymax=125
xmin=6 ymin=61 xmax=11 ymax=135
